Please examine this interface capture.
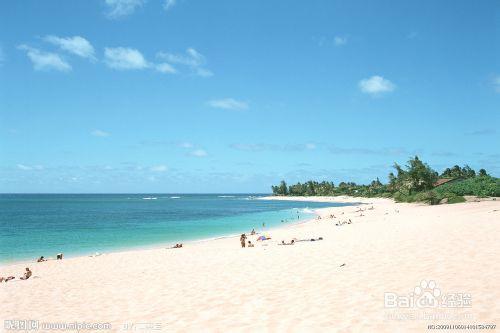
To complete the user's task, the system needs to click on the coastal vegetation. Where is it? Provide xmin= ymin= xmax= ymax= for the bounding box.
xmin=271 ymin=156 xmax=499 ymax=205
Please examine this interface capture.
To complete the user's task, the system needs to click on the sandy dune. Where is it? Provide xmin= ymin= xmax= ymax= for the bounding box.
xmin=1 ymin=197 xmax=499 ymax=332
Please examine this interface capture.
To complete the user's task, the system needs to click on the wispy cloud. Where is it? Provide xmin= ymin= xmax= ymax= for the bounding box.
xmin=104 ymin=0 xmax=145 ymax=18
xmin=493 ymin=76 xmax=500 ymax=93
xmin=155 ymin=62 xmax=176 ymax=74
xmin=230 ymin=142 xmax=406 ymax=156
xmin=179 ymin=142 xmax=194 ymax=148
xmin=230 ymin=143 xmax=317 ymax=152
xmin=328 ymin=146 xmax=408 ymax=156
xmin=190 ymin=149 xmax=208 ymax=157
xmin=334 ymin=36 xmax=347 ymax=46
xmin=18 ymin=45 xmax=71 ymax=72
xmin=313 ymin=35 xmax=348 ymax=47
xmin=156 ymin=48 xmax=213 ymax=77
xmin=359 ymin=75 xmax=395 ymax=96
xmin=104 ymin=47 xmax=149 ymax=70
xmin=150 ymin=165 xmax=168 ymax=172
xmin=431 ymin=151 xmax=457 ymax=157
xmin=163 ymin=0 xmax=176 ymax=11
xmin=195 ymin=68 xmax=213 ymax=77
xmin=17 ymin=164 xmax=44 ymax=171
xmin=43 ymin=35 xmax=96 ymax=61
xmin=91 ymin=129 xmax=110 ymax=137
xmin=465 ymin=128 xmax=497 ymax=136
xmin=208 ymin=98 xmax=248 ymax=110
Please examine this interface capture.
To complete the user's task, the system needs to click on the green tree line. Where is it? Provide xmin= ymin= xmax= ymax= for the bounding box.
xmin=271 ymin=156 xmax=499 ymax=204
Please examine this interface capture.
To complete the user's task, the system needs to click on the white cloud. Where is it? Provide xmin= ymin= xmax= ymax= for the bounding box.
xmin=150 ymin=165 xmax=168 ymax=172
xmin=305 ymin=143 xmax=316 ymax=150
xmin=195 ymin=68 xmax=213 ymax=77
xmin=179 ymin=142 xmax=194 ymax=148
xmin=156 ymin=48 xmax=212 ymax=77
xmin=157 ymin=49 xmax=201 ymax=67
xmin=17 ymin=164 xmax=31 ymax=170
xmin=186 ymin=48 xmax=204 ymax=64
xmin=91 ymin=129 xmax=110 ymax=137
xmin=18 ymin=45 xmax=71 ymax=72
xmin=156 ymin=62 xmax=176 ymax=74
xmin=104 ymin=47 xmax=149 ymax=70
xmin=163 ymin=0 xmax=176 ymax=11
xmin=44 ymin=35 xmax=96 ymax=61
xmin=208 ymin=98 xmax=248 ymax=110
xmin=190 ymin=149 xmax=208 ymax=157
xmin=334 ymin=36 xmax=347 ymax=46
xmin=17 ymin=164 xmax=44 ymax=171
xmin=359 ymin=75 xmax=395 ymax=96
xmin=104 ymin=0 xmax=145 ymax=18
xmin=493 ymin=76 xmax=500 ymax=93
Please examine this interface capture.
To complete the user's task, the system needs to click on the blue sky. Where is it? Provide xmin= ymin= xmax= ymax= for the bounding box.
xmin=0 ymin=0 xmax=498 ymax=193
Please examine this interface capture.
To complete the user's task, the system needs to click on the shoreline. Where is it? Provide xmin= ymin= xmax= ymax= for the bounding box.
xmin=2 ymin=196 xmax=499 ymax=331
xmin=0 ymin=198 xmax=352 ymax=268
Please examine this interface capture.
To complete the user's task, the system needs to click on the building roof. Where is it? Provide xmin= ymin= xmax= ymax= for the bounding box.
xmin=433 ymin=178 xmax=456 ymax=187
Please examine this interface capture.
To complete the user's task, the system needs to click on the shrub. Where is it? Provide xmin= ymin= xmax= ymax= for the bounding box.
xmin=414 ymin=191 xmax=440 ymax=205
xmin=434 ymin=176 xmax=499 ymax=197
xmin=447 ymin=195 xmax=466 ymax=204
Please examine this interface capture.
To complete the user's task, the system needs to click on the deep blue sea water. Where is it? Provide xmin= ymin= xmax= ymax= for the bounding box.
xmin=0 ymin=194 xmax=352 ymax=264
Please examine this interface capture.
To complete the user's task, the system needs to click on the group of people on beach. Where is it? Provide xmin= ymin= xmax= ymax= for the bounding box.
xmin=37 ymin=253 xmax=63 ymax=262
xmin=1 ymin=267 xmax=32 ymax=283
xmin=239 ymin=233 xmax=258 ymax=248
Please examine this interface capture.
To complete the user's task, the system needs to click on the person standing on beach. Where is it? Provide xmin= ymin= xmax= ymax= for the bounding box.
xmin=240 ymin=234 xmax=247 ymax=248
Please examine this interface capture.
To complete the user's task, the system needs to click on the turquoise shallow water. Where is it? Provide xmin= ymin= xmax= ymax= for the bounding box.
xmin=0 ymin=194 xmax=353 ymax=263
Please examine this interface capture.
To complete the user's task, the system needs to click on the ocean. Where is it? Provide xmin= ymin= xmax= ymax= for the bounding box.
xmin=0 ymin=194 xmax=352 ymax=264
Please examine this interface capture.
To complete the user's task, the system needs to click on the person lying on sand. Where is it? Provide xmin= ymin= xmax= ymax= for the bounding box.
xmin=37 ymin=256 xmax=46 ymax=262
xmin=336 ymin=219 xmax=352 ymax=226
xmin=1 ymin=276 xmax=16 ymax=282
xmin=19 ymin=267 xmax=32 ymax=280
xmin=172 ymin=243 xmax=183 ymax=248
xmin=280 ymin=240 xmax=295 ymax=245
xmin=295 ymin=237 xmax=323 ymax=242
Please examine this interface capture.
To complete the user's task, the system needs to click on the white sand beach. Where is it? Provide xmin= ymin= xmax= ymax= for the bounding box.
xmin=1 ymin=197 xmax=499 ymax=332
